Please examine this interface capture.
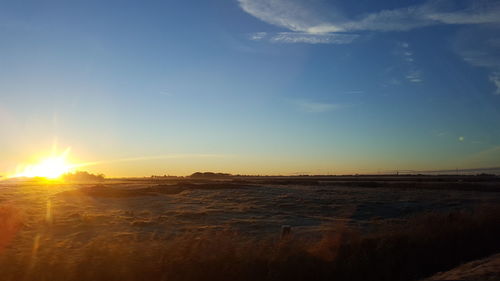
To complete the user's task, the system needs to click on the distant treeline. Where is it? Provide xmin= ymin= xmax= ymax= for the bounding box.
xmin=189 ymin=172 xmax=232 ymax=179
xmin=147 ymin=172 xmax=499 ymax=180
xmin=151 ymin=173 xmax=500 ymax=179
xmin=62 ymin=171 xmax=105 ymax=181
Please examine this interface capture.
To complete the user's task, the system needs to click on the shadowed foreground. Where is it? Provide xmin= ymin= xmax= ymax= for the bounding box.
xmin=1 ymin=206 xmax=499 ymax=281
xmin=424 ymin=253 xmax=500 ymax=281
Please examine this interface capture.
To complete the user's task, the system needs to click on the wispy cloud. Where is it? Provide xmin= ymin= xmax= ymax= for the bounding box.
xmin=238 ymin=0 xmax=500 ymax=44
xmin=159 ymin=90 xmax=174 ymax=97
xmin=238 ymin=0 xmax=340 ymax=33
xmin=436 ymin=131 xmax=448 ymax=137
xmin=341 ymin=2 xmax=500 ymax=32
xmin=426 ymin=3 xmax=500 ymax=25
xmin=406 ymin=71 xmax=423 ymax=83
xmin=453 ymin=26 xmax=500 ymax=94
xmin=249 ymin=32 xmax=267 ymax=40
xmin=251 ymin=31 xmax=357 ymax=44
xmin=462 ymin=145 xmax=500 ymax=168
xmin=454 ymin=28 xmax=500 ymax=68
xmin=490 ymin=72 xmax=500 ymax=95
xmin=398 ymin=42 xmax=423 ymax=83
xmin=293 ymin=100 xmax=341 ymax=113
xmin=344 ymin=90 xmax=364 ymax=95
xmin=238 ymin=0 xmax=349 ymax=44
xmin=382 ymin=42 xmax=423 ymax=85
xmin=269 ymin=32 xmax=358 ymax=44
xmin=77 ymin=154 xmax=231 ymax=168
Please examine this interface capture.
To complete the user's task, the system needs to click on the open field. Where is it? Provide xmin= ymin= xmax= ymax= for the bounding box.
xmin=1 ymin=175 xmax=500 ymax=281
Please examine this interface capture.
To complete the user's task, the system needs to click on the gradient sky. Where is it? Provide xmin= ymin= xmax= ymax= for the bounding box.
xmin=1 ymin=0 xmax=500 ymax=177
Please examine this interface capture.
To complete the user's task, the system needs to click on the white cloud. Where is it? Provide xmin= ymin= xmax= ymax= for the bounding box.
xmin=400 ymin=42 xmax=410 ymax=48
xmin=270 ymin=32 xmax=358 ymax=44
xmin=250 ymin=32 xmax=267 ymax=40
xmin=395 ymin=42 xmax=423 ymax=83
xmin=238 ymin=0 xmax=500 ymax=44
xmin=341 ymin=5 xmax=435 ymax=32
xmin=427 ymin=2 xmax=500 ymax=25
xmin=461 ymin=50 xmax=498 ymax=68
xmin=406 ymin=71 xmax=422 ymax=83
xmin=293 ymin=100 xmax=340 ymax=113
xmin=238 ymin=0 xmax=334 ymax=33
xmin=489 ymin=72 xmax=500 ymax=95
xmin=237 ymin=0 xmax=348 ymax=44
xmin=339 ymin=2 xmax=500 ymax=32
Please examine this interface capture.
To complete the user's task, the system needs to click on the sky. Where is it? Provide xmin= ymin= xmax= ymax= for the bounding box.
xmin=1 ymin=0 xmax=500 ymax=177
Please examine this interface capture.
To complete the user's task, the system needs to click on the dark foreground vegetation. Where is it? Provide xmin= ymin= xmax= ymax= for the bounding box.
xmin=1 ymin=206 xmax=499 ymax=281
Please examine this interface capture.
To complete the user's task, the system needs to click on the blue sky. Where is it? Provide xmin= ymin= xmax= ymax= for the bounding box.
xmin=1 ymin=0 xmax=499 ymax=176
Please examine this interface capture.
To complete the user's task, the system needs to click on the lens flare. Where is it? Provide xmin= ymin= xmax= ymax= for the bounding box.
xmin=13 ymin=148 xmax=75 ymax=179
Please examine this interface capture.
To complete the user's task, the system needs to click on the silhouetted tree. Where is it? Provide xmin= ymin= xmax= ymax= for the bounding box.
xmin=62 ymin=171 xmax=105 ymax=181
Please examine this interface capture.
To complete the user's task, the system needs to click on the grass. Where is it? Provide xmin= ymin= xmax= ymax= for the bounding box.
xmin=1 ymin=206 xmax=500 ymax=281
xmin=0 ymin=205 xmax=22 ymax=253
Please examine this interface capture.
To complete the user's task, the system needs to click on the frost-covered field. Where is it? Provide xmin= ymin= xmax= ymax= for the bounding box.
xmin=1 ymin=177 xmax=499 ymax=281
xmin=2 ymin=178 xmax=500 ymax=253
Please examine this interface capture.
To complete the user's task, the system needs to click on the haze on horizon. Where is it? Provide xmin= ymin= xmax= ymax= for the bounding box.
xmin=1 ymin=0 xmax=500 ymax=177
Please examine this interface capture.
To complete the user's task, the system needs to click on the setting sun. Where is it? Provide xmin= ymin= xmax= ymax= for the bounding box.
xmin=13 ymin=148 xmax=75 ymax=179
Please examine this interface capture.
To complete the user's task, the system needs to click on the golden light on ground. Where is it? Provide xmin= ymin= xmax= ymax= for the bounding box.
xmin=12 ymin=148 xmax=75 ymax=179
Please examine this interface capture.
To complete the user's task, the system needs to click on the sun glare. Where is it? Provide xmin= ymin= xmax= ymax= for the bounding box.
xmin=13 ymin=148 xmax=75 ymax=179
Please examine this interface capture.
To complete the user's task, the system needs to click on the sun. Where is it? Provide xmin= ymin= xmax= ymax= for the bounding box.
xmin=14 ymin=148 xmax=75 ymax=179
